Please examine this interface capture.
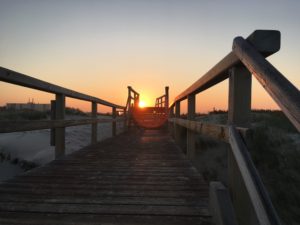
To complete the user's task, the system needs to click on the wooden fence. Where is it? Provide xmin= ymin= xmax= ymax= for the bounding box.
xmin=0 ymin=67 xmax=126 ymax=158
xmin=168 ymin=30 xmax=300 ymax=225
xmin=155 ymin=86 xmax=169 ymax=110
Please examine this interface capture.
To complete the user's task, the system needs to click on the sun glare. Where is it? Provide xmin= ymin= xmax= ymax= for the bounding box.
xmin=139 ymin=100 xmax=146 ymax=108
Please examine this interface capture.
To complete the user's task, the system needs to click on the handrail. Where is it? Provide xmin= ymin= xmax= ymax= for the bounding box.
xmin=168 ymin=30 xmax=288 ymax=225
xmin=127 ymin=86 xmax=140 ymax=97
xmin=233 ymin=37 xmax=300 ymax=131
xmin=0 ymin=66 xmax=128 ymax=158
xmin=155 ymin=86 xmax=169 ymax=109
xmin=168 ymin=118 xmax=249 ymax=142
xmin=229 ymin=126 xmax=281 ymax=225
xmin=172 ymin=30 xmax=280 ymax=105
xmin=126 ymin=86 xmax=140 ymax=110
xmin=155 ymin=95 xmax=165 ymax=108
xmin=0 ymin=67 xmax=124 ymax=109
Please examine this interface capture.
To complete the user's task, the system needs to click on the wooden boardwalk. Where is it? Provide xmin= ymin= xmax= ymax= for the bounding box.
xmin=0 ymin=129 xmax=211 ymax=225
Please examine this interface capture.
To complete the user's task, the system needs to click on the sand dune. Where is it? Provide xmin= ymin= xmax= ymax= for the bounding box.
xmin=0 ymin=119 xmax=124 ymax=181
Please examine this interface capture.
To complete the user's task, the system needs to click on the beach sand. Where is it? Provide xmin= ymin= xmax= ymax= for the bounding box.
xmin=0 ymin=118 xmax=124 ymax=182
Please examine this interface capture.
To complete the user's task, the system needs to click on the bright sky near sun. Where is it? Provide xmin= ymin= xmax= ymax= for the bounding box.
xmin=0 ymin=0 xmax=299 ymax=113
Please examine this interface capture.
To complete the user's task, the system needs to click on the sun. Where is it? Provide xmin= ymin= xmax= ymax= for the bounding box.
xmin=139 ymin=100 xmax=146 ymax=108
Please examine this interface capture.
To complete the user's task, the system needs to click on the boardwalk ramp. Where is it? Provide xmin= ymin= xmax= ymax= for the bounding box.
xmin=0 ymin=129 xmax=211 ymax=225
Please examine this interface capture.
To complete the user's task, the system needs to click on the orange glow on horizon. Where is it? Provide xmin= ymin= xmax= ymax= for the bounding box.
xmin=139 ymin=100 xmax=146 ymax=108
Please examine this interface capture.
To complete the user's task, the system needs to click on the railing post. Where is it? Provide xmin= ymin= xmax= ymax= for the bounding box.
xmin=228 ymin=66 xmax=252 ymax=127
xmin=228 ymin=65 xmax=253 ymax=225
xmin=55 ymin=94 xmax=65 ymax=159
xmin=134 ymin=94 xmax=139 ymax=108
xmin=165 ymin=86 xmax=169 ymax=112
xmin=174 ymin=101 xmax=181 ymax=144
xmin=127 ymin=87 xmax=132 ymax=129
xmin=123 ymin=109 xmax=127 ymax=132
xmin=112 ymin=107 xmax=117 ymax=137
xmin=91 ymin=101 xmax=97 ymax=144
xmin=50 ymin=100 xmax=56 ymax=146
xmin=168 ymin=105 xmax=174 ymax=136
xmin=187 ymin=94 xmax=196 ymax=159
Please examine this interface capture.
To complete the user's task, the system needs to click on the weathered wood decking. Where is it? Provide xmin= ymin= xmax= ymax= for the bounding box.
xmin=0 ymin=129 xmax=211 ymax=225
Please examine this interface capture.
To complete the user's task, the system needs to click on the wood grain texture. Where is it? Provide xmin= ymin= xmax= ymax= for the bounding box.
xmin=169 ymin=118 xmax=249 ymax=143
xmin=233 ymin=37 xmax=300 ymax=131
xmin=228 ymin=66 xmax=252 ymax=127
xmin=172 ymin=30 xmax=280 ymax=104
xmin=0 ymin=129 xmax=211 ymax=225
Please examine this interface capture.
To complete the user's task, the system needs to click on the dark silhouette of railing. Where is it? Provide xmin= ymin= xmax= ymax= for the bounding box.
xmin=0 ymin=67 xmax=126 ymax=158
xmin=168 ymin=30 xmax=299 ymax=225
xmin=127 ymin=86 xmax=169 ymax=129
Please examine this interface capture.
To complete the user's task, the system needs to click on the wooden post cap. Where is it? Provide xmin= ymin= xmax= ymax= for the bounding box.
xmin=243 ymin=30 xmax=281 ymax=57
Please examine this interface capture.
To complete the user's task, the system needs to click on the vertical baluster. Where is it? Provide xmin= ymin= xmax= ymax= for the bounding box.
xmin=50 ymin=100 xmax=56 ymax=146
xmin=174 ymin=101 xmax=181 ymax=144
xmin=91 ymin=101 xmax=97 ymax=144
xmin=55 ymin=94 xmax=65 ymax=159
xmin=187 ymin=94 xmax=196 ymax=159
xmin=228 ymin=65 xmax=252 ymax=225
xmin=112 ymin=107 xmax=117 ymax=137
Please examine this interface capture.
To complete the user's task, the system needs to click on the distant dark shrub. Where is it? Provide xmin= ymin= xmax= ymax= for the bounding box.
xmin=65 ymin=107 xmax=88 ymax=116
xmin=0 ymin=109 xmax=47 ymax=120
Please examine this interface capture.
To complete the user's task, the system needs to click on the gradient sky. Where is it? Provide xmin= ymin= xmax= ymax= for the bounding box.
xmin=0 ymin=0 xmax=299 ymax=113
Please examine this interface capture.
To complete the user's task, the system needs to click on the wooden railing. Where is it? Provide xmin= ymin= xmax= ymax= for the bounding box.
xmin=0 ymin=67 xmax=127 ymax=159
xmin=169 ymin=30 xmax=299 ymax=225
xmin=126 ymin=86 xmax=140 ymax=110
xmin=125 ymin=86 xmax=140 ymax=127
xmin=155 ymin=86 xmax=169 ymax=111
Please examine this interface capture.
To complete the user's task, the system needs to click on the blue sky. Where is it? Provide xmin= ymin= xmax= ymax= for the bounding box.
xmin=0 ymin=0 xmax=299 ymax=112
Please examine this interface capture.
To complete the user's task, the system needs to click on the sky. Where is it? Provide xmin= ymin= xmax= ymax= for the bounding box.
xmin=0 ymin=0 xmax=299 ymax=113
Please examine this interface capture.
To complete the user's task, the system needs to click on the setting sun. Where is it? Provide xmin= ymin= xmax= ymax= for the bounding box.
xmin=139 ymin=100 xmax=146 ymax=108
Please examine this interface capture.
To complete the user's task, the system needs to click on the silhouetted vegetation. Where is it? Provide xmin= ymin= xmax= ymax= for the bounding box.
xmin=0 ymin=109 xmax=47 ymax=121
xmin=65 ymin=107 xmax=88 ymax=116
xmin=248 ymin=118 xmax=299 ymax=224
xmin=209 ymin=108 xmax=227 ymax=115
xmin=189 ymin=109 xmax=299 ymax=225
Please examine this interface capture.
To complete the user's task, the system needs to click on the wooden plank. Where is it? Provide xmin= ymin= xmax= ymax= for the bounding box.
xmin=233 ymin=36 xmax=300 ymax=131
xmin=0 ymin=195 xmax=208 ymax=206
xmin=169 ymin=118 xmax=249 ymax=143
xmin=0 ymin=202 xmax=209 ymax=216
xmin=0 ymin=188 xmax=208 ymax=199
xmin=0 ymin=67 xmax=124 ymax=109
xmin=0 ymin=212 xmax=211 ymax=225
xmin=173 ymin=30 xmax=280 ymax=103
xmin=0 ymin=129 xmax=211 ymax=224
xmin=0 ymin=182 xmax=207 ymax=191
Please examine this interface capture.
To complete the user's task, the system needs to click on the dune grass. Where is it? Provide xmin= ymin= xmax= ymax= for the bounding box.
xmin=187 ymin=110 xmax=300 ymax=225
